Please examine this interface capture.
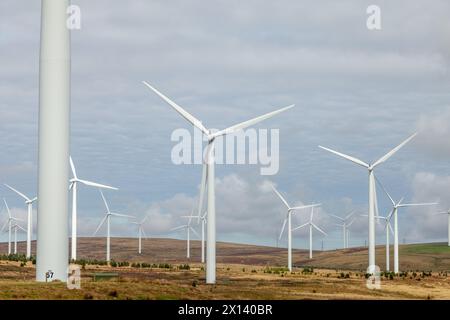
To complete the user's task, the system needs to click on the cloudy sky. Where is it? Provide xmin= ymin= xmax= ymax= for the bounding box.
xmin=1 ymin=1 xmax=450 ymax=250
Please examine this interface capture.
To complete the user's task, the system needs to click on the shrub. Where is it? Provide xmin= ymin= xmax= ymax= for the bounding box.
xmin=179 ymin=264 xmax=190 ymax=270
xmin=302 ymin=267 xmax=314 ymax=275
xmin=108 ymin=290 xmax=118 ymax=298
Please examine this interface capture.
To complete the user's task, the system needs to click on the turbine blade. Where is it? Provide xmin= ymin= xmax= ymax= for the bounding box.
xmin=78 ymin=179 xmax=118 ymax=190
xmin=346 ymin=218 xmax=356 ymax=228
xmin=110 ymin=213 xmax=135 ymax=219
xmin=372 ymin=133 xmax=417 ymax=168
xmin=3 ymin=199 xmax=11 ymax=218
xmin=4 ymin=184 xmax=30 ymax=202
xmin=197 ymin=162 xmax=207 ymax=223
xmin=345 ymin=210 xmax=356 ymax=221
xmin=271 ymin=184 xmax=290 ymax=209
xmin=93 ymin=215 xmax=108 ymax=236
xmin=328 ymin=214 xmax=345 ymax=221
xmin=318 ymin=146 xmax=369 ymax=168
xmin=0 ymin=220 xmax=8 ymax=233
xmin=292 ymin=222 xmax=309 ymax=232
xmin=374 ymin=175 xmax=395 ymax=206
xmin=141 ymin=215 xmax=148 ymax=224
xmin=398 ymin=202 xmax=438 ymax=208
xmin=99 ymin=190 xmax=110 ymax=214
xmin=278 ymin=219 xmax=287 ymax=241
xmin=142 ymin=81 xmax=209 ymax=135
xmin=190 ymin=226 xmax=200 ymax=238
xmin=69 ymin=156 xmax=77 ymax=179
xmin=386 ymin=208 xmax=394 ymax=221
xmin=211 ymin=104 xmax=294 ymax=138
xmin=141 ymin=227 xmax=149 ymax=239
xmin=373 ymin=176 xmax=380 ymax=219
xmin=388 ymin=223 xmax=394 ymax=235
xmin=290 ymin=203 xmax=321 ymax=212
xmin=170 ymin=225 xmax=186 ymax=232
xmin=311 ymin=222 xmax=327 ymax=236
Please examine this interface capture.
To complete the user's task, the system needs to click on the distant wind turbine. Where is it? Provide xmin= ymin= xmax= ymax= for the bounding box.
xmin=4 ymin=184 xmax=37 ymax=258
xmin=12 ymin=222 xmax=26 ymax=255
xmin=131 ymin=216 xmax=149 ymax=254
xmin=93 ymin=190 xmax=134 ymax=262
xmin=319 ymin=133 xmax=417 ymax=271
xmin=173 ymin=213 xmax=199 ymax=259
xmin=182 ymin=212 xmax=208 ymax=263
xmin=376 ymin=177 xmax=437 ymax=273
xmin=271 ymin=184 xmax=320 ymax=270
xmin=143 ymin=81 xmax=293 ymax=283
xmin=329 ymin=210 xmax=355 ymax=249
xmin=1 ymin=199 xmax=24 ymax=254
xmin=69 ymin=156 xmax=118 ymax=261
xmin=292 ymin=206 xmax=327 ymax=259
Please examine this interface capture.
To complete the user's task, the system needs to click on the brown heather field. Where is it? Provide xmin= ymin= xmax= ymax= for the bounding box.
xmin=0 ymin=238 xmax=449 ymax=300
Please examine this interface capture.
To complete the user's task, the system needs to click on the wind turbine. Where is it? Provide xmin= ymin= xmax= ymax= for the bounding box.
xmin=271 ymin=184 xmax=320 ymax=270
xmin=329 ymin=210 xmax=355 ymax=248
xmin=12 ymin=222 xmax=27 ymax=255
xmin=376 ymin=177 xmax=437 ymax=273
xmin=143 ymin=81 xmax=293 ymax=284
xmin=292 ymin=206 xmax=327 ymax=259
xmin=69 ymin=156 xmax=118 ymax=261
xmin=435 ymin=209 xmax=450 ymax=246
xmin=1 ymin=199 xmax=24 ymax=254
xmin=191 ymin=211 xmax=207 ymax=263
xmin=319 ymin=133 xmax=417 ymax=271
xmin=172 ymin=215 xmax=199 ymax=259
xmin=131 ymin=216 xmax=149 ymax=254
xmin=93 ymin=190 xmax=134 ymax=262
xmin=4 ymin=184 xmax=37 ymax=258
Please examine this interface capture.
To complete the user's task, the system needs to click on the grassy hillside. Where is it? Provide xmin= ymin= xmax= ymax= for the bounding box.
xmin=0 ymin=238 xmax=449 ymax=271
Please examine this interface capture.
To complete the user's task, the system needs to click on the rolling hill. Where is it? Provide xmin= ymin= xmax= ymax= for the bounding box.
xmin=1 ymin=238 xmax=449 ymax=271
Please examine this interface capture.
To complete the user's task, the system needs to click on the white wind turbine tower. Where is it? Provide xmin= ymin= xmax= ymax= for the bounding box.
xmin=292 ymin=206 xmax=327 ymax=259
xmin=345 ymin=218 xmax=356 ymax=248
xmin=4 ymin=184 xmax=37 ymax=259
xmin=271 ymin=184 xmax=320 ymax=270
xmin=319 ymin=133 xmax=417 ymax=271
xmin=131 ymin=216 xmax=149 ymax=254
xmin=143 ymin=81 xmax=293 ymax=284
xmin=435 ymin=209 xmax=450 ymax=246
xmin=1 ymin=199 xmax=24 ymax=254
xmin=172 ymin=214 xmax=199 ymax=259
xmin=376 ymin=177 xmax=437 ymax=273
xmin=329 ymin=210 xmax=355 ymax=249
xmin=93 ymin=190 xmax=134 ymax=262
xmin=69 ymin=156 xmax=118 ymax=261
xmin=37 ymin=0 xmax=71 ymax=282
xmin=372 ymin=214 xmax=394 ymax=271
